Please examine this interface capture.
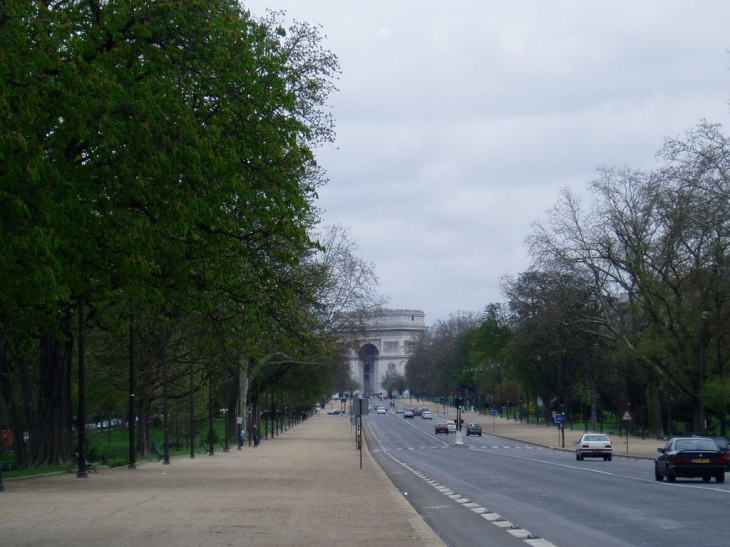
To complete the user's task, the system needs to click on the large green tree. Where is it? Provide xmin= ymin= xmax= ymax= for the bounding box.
xmin=0 ymin=0 xmax=339 ymax=465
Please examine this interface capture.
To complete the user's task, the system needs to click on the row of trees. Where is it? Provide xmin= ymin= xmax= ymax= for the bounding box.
xmin=0 ymin=1 xmax=382 ymax=468
xmin=406 ymin=120 xmax=730 ymax=438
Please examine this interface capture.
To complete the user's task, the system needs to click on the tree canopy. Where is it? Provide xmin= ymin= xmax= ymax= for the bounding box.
xmin=0 ymin=0 xmax=358 ymax=466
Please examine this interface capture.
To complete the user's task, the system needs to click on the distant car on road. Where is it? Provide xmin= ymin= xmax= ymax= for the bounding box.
xmin=465 ymin=422 xmax=482 ymax=436
xmin=404 ymin=410 xmax=414 ymax=419
xmin=376 ymin=407 xmax=386 ymax=415
xmin=435 ymin=423 xmax=449 ymax=435
xmin=575 ymin=433 xmax=613 ymax=461
xmin=655 ymin=437 xmax=726 ymax=483
xmin=421 ymin=411 xmax=433 ymax=419
xmin=446 ymin=420 xmax=456 ymax=432
xmin=396 ymin=407 xmax=404 ymax=414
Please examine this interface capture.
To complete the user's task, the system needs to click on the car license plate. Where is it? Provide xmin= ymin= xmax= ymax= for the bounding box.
xmin=693 ymin=458 xmax=710 ymax=463
xmin=594 ymin=450 xmax=602 ymax=453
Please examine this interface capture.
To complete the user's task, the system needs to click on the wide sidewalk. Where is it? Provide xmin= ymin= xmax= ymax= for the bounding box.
xmin=0 ymin=407 xmax=663 ymax=547
xmin=0 ymin=413 xmax=446 ymax=547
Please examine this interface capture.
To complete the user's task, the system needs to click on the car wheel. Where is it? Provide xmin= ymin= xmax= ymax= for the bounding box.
xmin=607 ymin=454 xmax=612 ymax=461
xmin=578 ymin=453 xmax=584 ymax=461
xmin=717 ymin=473 xmax=726 ymax=484
xmin=667 ymin=469 xmax=676 ymax=482
xmin=576 ymin=452 xmax=580 ymax=461
xmin=703 ymin=475 xmax=711 ymax=483
xmin=654 ymin=466 xmax=663 ymax=481
xmin=478 ymin=433 xmax=482 ymax=437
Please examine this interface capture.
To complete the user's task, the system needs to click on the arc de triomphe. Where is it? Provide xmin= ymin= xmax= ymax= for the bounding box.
xmin=348 ymin=309 xmax=426 ymax=395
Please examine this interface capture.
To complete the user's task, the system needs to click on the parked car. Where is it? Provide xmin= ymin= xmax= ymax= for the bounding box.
xmin=327 ymin=408 xmax=342 ymax=415
xmin=435 ymin=423 xmax=449 ymax=434
xmin=465 ymin=422 xmax=482 ymax=437
xmin=655 ymin=437 xmax=726 ymax=483
xmin=446 ymin=420 xmax=457 ymax=432
xmin=575 ymin=433 xmax=613 ymax=461
xmin=695 ymin=435 xmax=730 ymax=470
xmin=404 ymin=410 xmax=414 ymax=419
xmin=421 ymin=411 xmax=433 ymax=420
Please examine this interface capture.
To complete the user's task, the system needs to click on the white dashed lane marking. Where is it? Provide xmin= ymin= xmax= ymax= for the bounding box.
xmin=366 ymin=422 xmax=562 ymax=547
xmin=395 ymin=459 xmax=560 ymax=547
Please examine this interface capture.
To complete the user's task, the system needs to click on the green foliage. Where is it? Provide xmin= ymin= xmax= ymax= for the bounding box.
xmin=0 ymin=0 xmax=347 ymax=466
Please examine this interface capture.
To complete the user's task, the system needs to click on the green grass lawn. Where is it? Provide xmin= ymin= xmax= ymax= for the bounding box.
xmin=1 ymin=417 xmax=284 ymax=479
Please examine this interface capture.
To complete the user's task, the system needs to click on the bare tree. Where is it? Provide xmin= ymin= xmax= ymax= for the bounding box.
xmin=525 ymin=121 xmax=730 ymax=434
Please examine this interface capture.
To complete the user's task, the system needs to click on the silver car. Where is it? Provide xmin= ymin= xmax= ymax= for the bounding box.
xmin=575 ymin=433 xmax=613 ymax=461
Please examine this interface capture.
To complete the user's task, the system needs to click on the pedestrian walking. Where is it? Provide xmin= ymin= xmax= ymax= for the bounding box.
xmin=239 ymin=428 xmax=245 ymax=448
xmin=252 ymin=425 xmax=260 ymax=447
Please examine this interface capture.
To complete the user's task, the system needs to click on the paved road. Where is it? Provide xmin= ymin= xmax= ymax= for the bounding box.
xmin=365 ymin=404 xmax=730 ymax=547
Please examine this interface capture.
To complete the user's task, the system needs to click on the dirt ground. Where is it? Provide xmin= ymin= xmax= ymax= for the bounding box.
xmin=0 ymin=406 xmax=662 ymax=547
xmin=0 ymin=414 xmax=444 ymax=547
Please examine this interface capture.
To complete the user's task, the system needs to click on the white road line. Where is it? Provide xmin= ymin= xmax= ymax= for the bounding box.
xmin=366 ymin=421 xmax=561 ymax=547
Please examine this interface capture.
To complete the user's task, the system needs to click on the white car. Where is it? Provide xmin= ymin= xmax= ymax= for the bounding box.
xmin=446 ymin=420 xmax=457 ymax=432
xmin=575 ymin=433 xmax=613 ymax=461
xmin=421 ymin=411 xmax=433 ymax=419
xmin=376 ymin=407 xmax=386 ymax=415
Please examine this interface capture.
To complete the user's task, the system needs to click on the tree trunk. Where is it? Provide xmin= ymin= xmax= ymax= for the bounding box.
xmin=646 ymin=385 xmax=663 ymax=437
xmin=35 ymin=329 xmax=74 ymax=466
xmin=238 ymin=357 xmax=249 ymax=442
xmin=590 ymin=376 xmax=599 ymax=432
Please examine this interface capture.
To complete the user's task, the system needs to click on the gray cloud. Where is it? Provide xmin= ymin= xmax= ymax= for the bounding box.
xmin=245 ymin=0 xmax=730 ymax=324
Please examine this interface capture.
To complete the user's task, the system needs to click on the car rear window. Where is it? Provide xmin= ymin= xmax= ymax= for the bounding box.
xmin=676 ymin=439 xmax=717 ymax=451
xmin=585 ymin=435 xmax=609 ymax=442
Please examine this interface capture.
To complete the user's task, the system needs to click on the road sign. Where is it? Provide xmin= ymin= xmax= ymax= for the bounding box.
xmin=554 ymin=413 xmax=564 ymax=424
xmin=622 ymin=411 xmax=632 ymax=421
xmin=491 ymin=409 xmax=498 ymax=417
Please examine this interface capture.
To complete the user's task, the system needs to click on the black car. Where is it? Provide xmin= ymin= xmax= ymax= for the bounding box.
xmin=465 ymin=422 xmax=482 ymax=437
xmin=655 ymin=437 xmax=726 ymax=483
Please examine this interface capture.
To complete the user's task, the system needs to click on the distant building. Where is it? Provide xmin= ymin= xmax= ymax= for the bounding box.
xmin=347 ymin=309 xmax=427 ymax=394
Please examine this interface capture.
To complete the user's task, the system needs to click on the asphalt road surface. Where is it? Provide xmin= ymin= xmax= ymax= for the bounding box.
xmin=364 ymin=404 xmax=730 ymax=547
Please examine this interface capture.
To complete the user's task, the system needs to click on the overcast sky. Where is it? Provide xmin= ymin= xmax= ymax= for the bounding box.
xmin=245 ymin=1 xmax=730 ymax=326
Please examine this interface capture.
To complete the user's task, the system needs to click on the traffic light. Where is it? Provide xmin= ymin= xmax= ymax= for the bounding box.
xmin=455 ymin=397 xmax=464 ymax=410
